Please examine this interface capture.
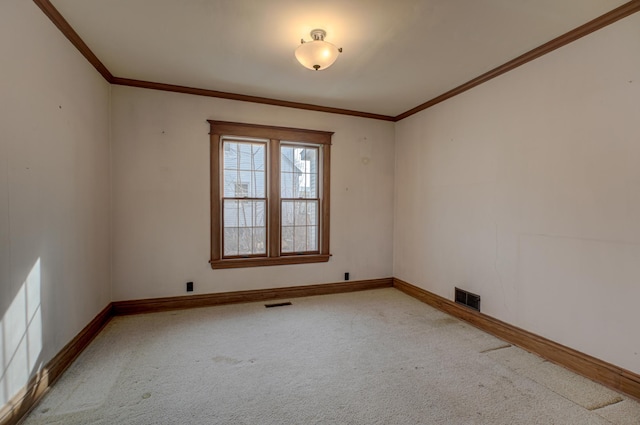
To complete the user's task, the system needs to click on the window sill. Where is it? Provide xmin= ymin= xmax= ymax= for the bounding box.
xmin=210 ymin=254 xmax=331 ymax=269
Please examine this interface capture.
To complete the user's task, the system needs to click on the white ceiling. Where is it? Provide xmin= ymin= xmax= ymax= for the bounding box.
xmin=50 ymin=0 xmax=628 ymax=117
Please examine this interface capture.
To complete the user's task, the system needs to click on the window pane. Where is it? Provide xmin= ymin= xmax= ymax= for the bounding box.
xmin=281 ymin=146 xmax=294 ymax=172
xmin=223 ymin=140 xmax=266 ymax=198
xmin=308 ymin=172 xmax=318 ymax=198
xmin=281 ymin=200 xmax=319 ymax=253
xmin=281 ymin=226 xmax=294 ymax=253
xmin=294 ymin=148 xmax=305 ymax=172
xmin=253 ymin=144 xmax=265 ymax=171
xmin=254 ymin=201 xmax=266 ymax=227
xmin=223 ymin=170 xmax=238 ymax=197
xmin=294 ymin=201 xmax=307 ymax=225
xmin=223 ymin=200 xmax=266 ymax=257
xmin=281 ymin=172 xmax=295 ymax=198
xmin=307 ymin=226 xmax=318 ymax=251
xmin=281 ymin=145 xmax=319 ymax=200
xmin=253 ymin=171 xmax=266 ymax=198
xmin=223 ymin=142 xmax=238 ymax=170
xmin=282 ymin=201 xmax=294 ymax=226
xmin=253 ymin=227 xmax=266 ymax=254
xmin=223 ymin=200 xmax=239 ymax=227
xmin=238 ymin=200 xmax=253 ymax=227
xmin=294 ymin=226 xmax=307 ymax=252
xmin=305 ymin=148 xmax=317 ymax=168
xmin=308 ymin=201 xmax=318 ymax=226
xmin=236 ymin=182 xmax=249 ymax=197
xmin=238 ymin=143 xmax=253 ymax=170
xmin=301 ymin=148 xmax=318 ymax=198
xmin=238 ymin=171 xmax=252 ymax=197
xmin=238 ymin=228 xmax=253 ymax=255
xmin=223 ymin=227 xmax=238 ymax=256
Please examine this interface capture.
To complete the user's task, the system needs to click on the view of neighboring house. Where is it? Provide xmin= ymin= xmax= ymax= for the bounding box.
xmin=222 ymin=139 xmax=319 ymax=256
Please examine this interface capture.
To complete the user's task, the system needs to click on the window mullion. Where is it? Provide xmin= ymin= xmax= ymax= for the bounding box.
xmin=268 ymin=139 xmax=280 ymax=257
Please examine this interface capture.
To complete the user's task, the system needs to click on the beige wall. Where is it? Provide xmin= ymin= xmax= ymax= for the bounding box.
xmin=394 ymin=13 xmax=640 ymax=373
xmin=110 ymin=86 xmax=395 ymax=301
xmin=0 ymin=0 xmax=111 ymax=406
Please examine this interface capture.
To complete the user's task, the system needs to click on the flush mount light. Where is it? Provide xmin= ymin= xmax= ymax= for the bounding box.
xmin=295 ymin=29 xmax=342 ymax=71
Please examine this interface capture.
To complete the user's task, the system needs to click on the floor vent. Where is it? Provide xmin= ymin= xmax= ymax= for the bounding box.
xmin=455 ymin=288 xmax=481 ymax=312
xmin=264 ymin=302 xmax=292 ymax=308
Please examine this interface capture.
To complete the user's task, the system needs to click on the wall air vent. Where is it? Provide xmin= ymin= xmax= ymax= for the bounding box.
xmin=455 ymin=287 xmax=481 ymax=312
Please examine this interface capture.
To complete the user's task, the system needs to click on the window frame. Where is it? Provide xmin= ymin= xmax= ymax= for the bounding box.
xmin=208 ymin=120 xmax=332 ymax=269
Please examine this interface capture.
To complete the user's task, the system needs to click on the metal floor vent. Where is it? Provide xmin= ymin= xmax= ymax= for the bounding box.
xmin=264 ymin=302 xmax=292 ymax=308
xmin=455 ymin=287 xmax=481 ymax=312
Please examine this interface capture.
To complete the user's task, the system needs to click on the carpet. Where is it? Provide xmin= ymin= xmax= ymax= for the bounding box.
xmin=22 ymin=288 xmax=640 ymax=424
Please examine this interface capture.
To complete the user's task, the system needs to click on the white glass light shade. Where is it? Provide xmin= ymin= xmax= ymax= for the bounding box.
xmin=295 ymin=31 xmax=341 ymax=71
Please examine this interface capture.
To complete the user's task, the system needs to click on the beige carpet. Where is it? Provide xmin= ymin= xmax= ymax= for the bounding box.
xmin=22 ymin=288 xmax=640 ymax=424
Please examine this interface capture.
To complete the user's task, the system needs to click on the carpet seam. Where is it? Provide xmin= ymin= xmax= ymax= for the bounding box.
xmin=479 ymin=344 xmax=512 ymax=354
xmin=588 ymin=397 xmax=625 ymax=411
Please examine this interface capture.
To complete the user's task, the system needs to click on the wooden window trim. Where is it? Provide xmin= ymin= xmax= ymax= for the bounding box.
xmin=208 ymin=120 xmax=332 ymax=269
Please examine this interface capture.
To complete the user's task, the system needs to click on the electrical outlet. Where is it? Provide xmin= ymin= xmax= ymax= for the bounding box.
xmin=186 ymin=281 xmax=194 ymax=292
xmin=344 ymin=272 xmax=350 ymax=281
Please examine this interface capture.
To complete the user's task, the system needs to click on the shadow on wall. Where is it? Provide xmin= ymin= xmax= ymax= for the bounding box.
xmin=1 ymin=258 xmax=44 ymax=407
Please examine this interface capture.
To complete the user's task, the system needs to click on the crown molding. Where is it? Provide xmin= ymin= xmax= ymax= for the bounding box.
xmin=33 ymin=0 xmax=640 ymax=122
xmin=33 ymin=0 xmax=113 ymax=83
xmin=111 ymin=77 xmax=395 ymax=121
xmin=394 ymin=0 xmax=640 ymax=121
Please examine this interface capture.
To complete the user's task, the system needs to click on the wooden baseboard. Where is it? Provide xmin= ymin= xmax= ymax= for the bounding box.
xmin=393 ymin=278 xmax=640 ymax=401
xmin=0 ymin=303 xmax=113 ymax=425
xmin=13 ymin=276 xmax=637 ymax=424
xmin=112 ymin=278 xmax=394 ymax=316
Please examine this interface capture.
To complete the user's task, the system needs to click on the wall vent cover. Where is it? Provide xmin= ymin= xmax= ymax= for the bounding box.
xmin=455 ymin=287 xmax=481 ymax=312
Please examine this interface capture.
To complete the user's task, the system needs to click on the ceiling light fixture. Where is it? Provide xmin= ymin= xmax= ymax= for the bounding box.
xmin=295 ymin=29 xmax=342 ymax=71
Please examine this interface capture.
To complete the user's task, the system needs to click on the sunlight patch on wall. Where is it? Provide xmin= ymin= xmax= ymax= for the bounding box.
xmin=1 ymin=258 xmax=42 ymax=406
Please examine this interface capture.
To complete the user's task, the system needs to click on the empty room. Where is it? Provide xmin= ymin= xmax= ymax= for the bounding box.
xmin=2 ymin=0 xmax=640 ymax=423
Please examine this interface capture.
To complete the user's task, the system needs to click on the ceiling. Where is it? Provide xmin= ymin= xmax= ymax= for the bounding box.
xmin=49 ymin=0 xmax=628 ymax=117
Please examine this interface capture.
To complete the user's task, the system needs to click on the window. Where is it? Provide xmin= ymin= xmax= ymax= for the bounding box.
xmin=208 ymin=120 xmax=332 ymax=269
